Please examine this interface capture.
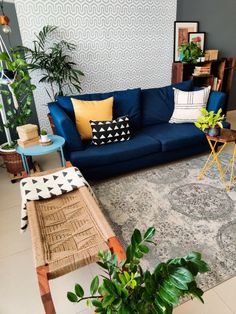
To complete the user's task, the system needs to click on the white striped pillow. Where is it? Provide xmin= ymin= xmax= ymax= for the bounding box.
xmin=170 ymin=86 xmax=211 ymax=123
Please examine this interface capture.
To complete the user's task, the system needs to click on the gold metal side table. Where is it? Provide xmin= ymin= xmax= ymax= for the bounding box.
xmin=198 ymin=129 xmax=236 ymax=191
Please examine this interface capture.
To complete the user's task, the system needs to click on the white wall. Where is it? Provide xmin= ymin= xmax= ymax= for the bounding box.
xmin=15 ymin=0 xmax=177 ymax=129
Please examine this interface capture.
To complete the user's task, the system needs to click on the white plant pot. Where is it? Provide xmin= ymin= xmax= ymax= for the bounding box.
xmin=40 ymin=134 xmax=49 ymax=142
xmin=0 ymin=142 xmax=16 ymax=153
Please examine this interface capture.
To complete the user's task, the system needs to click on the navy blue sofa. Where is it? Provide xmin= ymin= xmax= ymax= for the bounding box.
xmin=48 ymin=80 xmax=227 ymax=180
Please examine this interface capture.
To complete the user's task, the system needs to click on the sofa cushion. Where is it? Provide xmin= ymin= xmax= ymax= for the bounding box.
xmin=56 ymin=88 xmax=142 ymax=131
xmin=170 ymin=86 xmax=211 ymax=123
xmin=142 ymin=123 xmax=206 ymax=152
xmin=72 ymin=97 xmax=113 ymax=140
xmin=141 ymin=80 xmax=194 ymax=127
xmin=90 ymin=116 xmax=131 ymax=145
xmin=69 ymin=132 xmax=161 ymax=168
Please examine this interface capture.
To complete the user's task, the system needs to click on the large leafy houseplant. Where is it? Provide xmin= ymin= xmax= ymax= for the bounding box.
xmin=67 ymin=228 xmax=209 ymax=313
xmin=178 ymin=42 xmax=203 ymax=64
xmin=195 ymin=108 xmax=224 ymax=136
xmin=18 ymin=25 xmax=84 ymax=100
xmin=0 ymin=49 xmax=36 ymax=149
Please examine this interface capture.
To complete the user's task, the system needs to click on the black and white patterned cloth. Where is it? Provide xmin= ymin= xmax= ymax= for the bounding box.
xmin=90 ymin=116 xmax=131 ymax=145
xmin=20 ymin=167 xmax=95 ymax=232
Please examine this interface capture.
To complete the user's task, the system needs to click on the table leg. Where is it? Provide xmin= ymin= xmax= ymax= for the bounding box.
xmin=198 ymin=139 xmax=228 ymax=189
xmin=224 ymin=144 xmax=236 ymax=190
xmin=21 ymin=154 xmax=30 ymax=174
xmin=59 ymin=147 xmax=66 ymax=167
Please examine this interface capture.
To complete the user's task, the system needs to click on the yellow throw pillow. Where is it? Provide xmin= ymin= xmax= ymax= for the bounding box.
xmin=71 ymin=97 xmax=114 ymax=140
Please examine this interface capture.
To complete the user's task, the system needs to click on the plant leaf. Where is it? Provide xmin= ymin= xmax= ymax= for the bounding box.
xmin=90 ymin=276 xmax=99 ymax=296
xmin=67 ymin=291 xmax=78 ymax=302
xmin=75 ymin=283 xmax=84 ymax=298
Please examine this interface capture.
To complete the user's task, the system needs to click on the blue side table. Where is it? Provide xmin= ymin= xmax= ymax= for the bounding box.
xmin=16 ymin=134 xmax=65 ymax=174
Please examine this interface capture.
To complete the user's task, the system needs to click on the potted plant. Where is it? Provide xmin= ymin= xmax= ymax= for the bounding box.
xmin=178 ymin=42 xmax=203 ymax=64
xmin=17 ymin=25 xmax=84 ymax=101
xmin=0 ymin=49 xmax=36 ymax=174
xmin=40 ymin=128 xmax=48 ymax=142
xmin=67 ymin=227 xmax=209 ymax=314
xmin=195 ymin=108 xmax=224 ymax=136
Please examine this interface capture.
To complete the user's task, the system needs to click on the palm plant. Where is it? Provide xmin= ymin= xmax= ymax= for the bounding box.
xmin=17 ymin=25 xmax=84 ymax=100
xmin=67 ymin=227 xmax=209 ymax=314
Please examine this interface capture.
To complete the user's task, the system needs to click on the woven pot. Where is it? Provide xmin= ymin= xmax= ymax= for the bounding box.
xmin=0 ymin=144 xmax=33 ymax=174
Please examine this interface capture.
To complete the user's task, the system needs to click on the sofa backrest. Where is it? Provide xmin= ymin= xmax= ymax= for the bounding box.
xmin=55 ymin=88 xmax=142 ymax=132
xmin=141 ymin=80 xmax=194 ymax=127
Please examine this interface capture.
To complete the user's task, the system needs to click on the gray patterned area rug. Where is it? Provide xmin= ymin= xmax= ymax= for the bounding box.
xmin=92 ymin=153 xmax=236 ymax=292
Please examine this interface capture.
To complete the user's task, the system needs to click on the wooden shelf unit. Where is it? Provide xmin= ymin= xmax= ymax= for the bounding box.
xmin=172 ymin=58 xmax=236 ymax=112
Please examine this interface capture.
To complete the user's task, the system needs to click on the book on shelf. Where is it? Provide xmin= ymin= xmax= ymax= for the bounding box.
xmin=212 ymin=77 xmax=222 ymax=91
xmin=192 ymin=66 xmax=211 ymax=76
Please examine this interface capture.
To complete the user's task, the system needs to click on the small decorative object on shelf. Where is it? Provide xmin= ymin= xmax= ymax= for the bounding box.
xmin=195 ymin=108 xmax=224 ymax=137
xmin=204 ymin=50 xmax=219 ymax=61
xmin=67 ymin=227 xmax=210 ymax=313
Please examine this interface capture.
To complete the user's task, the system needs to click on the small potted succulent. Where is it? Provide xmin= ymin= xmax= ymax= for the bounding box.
xmin=40 ymin=128 xmax=48 ymax=142
xmin=178 ymin=42 xmax=203 ymax=64
xmin=195 ymin=108 xmax=224 ymax=136
xmin=67 ymin=227 xmax=209 ymax=314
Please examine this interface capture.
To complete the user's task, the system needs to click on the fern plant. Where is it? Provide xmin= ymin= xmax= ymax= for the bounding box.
xmin=67 ymin=227 xmax=210 ymax=314
xmin=17 ymin=25 xmax=84 ymax=100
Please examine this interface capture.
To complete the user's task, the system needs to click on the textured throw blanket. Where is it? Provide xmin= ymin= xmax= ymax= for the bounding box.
xmin=20 ymin=167 xmax=91 ymax=232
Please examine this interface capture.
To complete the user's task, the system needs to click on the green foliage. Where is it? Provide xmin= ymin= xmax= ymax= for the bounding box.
xmin=0 ymin=50 xmax=35 ymax=135
xmin=17 ymin=25 xmax=84 ymax=100
xmin=40 ymin=128 xmax=47 ymax=135
xmin=178 ymin=42 xmax=203 ymax=64
xmin=67 ymin=227 xmax=210 ymax=313
xmin=195 ymin=108 xmax=225 ymax=131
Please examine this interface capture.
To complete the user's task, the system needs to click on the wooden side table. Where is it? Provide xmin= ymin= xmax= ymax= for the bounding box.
xmin=198 ymin=129 xmax=236 ymax=191
xmin=16 ymin=134 xmax=65 ymax=174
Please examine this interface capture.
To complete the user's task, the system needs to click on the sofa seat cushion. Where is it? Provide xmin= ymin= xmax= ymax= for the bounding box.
xmin=142 ymin=123 xmax=206 ymax=152
xmin=69 ymin=132 xmax=161 ymax=169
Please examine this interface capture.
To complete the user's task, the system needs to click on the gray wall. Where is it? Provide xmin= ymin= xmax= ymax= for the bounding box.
xmin=0 ymin=2 xmax=38 ymax=144
xmin=177 ymin=0 xmax=236 ymax=110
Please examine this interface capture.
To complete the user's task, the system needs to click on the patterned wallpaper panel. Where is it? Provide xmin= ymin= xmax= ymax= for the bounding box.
xmin=14 ymin=0 xmax=177 ymax=129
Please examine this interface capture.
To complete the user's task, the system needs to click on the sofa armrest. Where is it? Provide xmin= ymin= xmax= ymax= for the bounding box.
xmin=207 ymin=91 xmax=226 ymax=113
xmin=48 ymin=102 xmax=84 ymax=152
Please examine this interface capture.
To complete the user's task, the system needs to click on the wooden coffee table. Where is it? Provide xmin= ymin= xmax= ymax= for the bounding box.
xmin=198 ymin=128 xmax=236 ymax=191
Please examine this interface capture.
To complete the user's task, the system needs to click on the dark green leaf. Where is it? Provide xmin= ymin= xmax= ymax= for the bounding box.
xmin=144 ymin=227 xmax=155 ymax=241
xmin=67 ymin=291 xmax=78 ymax=302
xmin=90 ymin=276 xmax=99 ymax=296
xmin=75 ymin=283 xmax=84 ymax=298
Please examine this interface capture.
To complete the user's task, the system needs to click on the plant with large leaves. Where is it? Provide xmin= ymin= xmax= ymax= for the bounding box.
xmin=67 ymin=227 xmax=210 ymax=313
xmin=17 ymin=25 xmax=84 ymax=100
xmin=0 ymin=49 xmax=36 ymax=147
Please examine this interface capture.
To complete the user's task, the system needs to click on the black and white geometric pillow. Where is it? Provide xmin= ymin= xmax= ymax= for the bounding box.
xmin=90 ymin=116 xmax=131 ymax=145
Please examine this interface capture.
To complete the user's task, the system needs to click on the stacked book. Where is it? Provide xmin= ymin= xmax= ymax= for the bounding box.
xmin=193 ymin=66 xmax=211 ymax=76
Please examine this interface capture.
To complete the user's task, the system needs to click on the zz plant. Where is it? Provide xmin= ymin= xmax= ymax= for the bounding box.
xmin=67 ymin=227 xmax=210 ymax=313
xmin=17 ymin=25 xmax=84 ymax=100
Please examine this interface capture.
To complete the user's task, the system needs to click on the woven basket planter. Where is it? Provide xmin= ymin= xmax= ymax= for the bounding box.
xmin=0 ymin=147 xmax=33 ymax=174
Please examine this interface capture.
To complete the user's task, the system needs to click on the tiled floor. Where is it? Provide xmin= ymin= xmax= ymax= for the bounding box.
xmin=0 ymin=111 xmax=236 ymax=314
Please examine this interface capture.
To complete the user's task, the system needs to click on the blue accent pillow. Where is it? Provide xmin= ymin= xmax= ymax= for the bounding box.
xmin=56 ymin=88 xmax=142 ymax=131
xmin=141 ymin=80 xmax=194 ymax=127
